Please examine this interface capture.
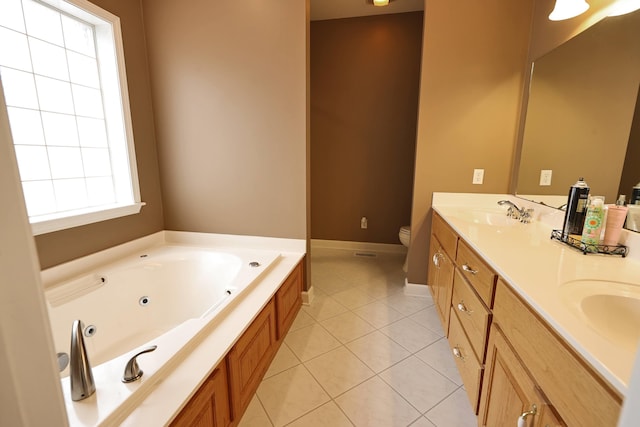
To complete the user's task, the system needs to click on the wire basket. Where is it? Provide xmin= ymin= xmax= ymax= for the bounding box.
xmin=550 ymin=230 xmax=629 ymax=257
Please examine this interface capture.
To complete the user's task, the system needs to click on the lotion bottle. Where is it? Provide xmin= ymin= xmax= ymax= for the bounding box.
xmin=602 ymin=195 xmax=628 ymax=246
xmin=581 ymin=196 xmax=605 ymax=250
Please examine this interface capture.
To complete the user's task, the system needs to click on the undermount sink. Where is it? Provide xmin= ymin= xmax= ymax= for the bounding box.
xmin=447 ymin=208 xmax=517 ymax=226
xmin=560 ymin=280 xmax=640 ymax=351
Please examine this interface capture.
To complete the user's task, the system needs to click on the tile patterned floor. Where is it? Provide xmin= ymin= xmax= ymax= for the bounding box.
xmin=238 ymin=248 xmax=477 ymax=427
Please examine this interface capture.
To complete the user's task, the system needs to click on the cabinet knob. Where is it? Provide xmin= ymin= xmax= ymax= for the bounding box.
xmin=452 ymin=346 xmax=465 ymax=361
xmin=517 ymin=404 xmax=537 ymax=427
xmin=462 ymin=264 xmax=478 ymax=275
xmin=457 ymin=302 xmax=472 ymax=315
xmin=432 ymin=253 xmax=440 ymax=267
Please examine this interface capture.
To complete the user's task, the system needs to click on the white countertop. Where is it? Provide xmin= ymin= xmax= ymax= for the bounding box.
xmin=432 ymin=193 xmax=640 ymax=395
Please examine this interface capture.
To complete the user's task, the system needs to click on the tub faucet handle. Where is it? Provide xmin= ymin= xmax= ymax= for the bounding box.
xmin=122 ymin=345 xmax=157 ymax=383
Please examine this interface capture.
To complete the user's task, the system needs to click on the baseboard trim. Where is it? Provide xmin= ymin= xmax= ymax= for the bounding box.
xmin=311 ymin=239 xmax=407 ymax=254
xmin=302 ymin=286 xmax=315 ymax=306
xmin=404 ymin=279 xmax=430 ymax=297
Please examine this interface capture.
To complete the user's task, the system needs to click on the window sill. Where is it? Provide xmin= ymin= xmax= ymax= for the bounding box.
xmin=31 ymin=202 xmax=146 ymax=236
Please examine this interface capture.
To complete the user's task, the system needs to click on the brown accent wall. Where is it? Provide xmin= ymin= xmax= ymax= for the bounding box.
xmin=310 ymin=12 xmax=422 ymax=244
xmin=407 ymin=0 xmax=533 ymax=284
xmin=619 ymin=87 xmax=640 ymax=200
xmin=35 ymin=0 xmax=164 ymax=269
xmin=142 ymin=0 xmax=307 ymax=239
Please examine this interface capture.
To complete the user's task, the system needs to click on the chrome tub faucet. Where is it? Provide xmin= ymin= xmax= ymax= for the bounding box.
xmin=70 ymin=320 xmax=95 ymax=401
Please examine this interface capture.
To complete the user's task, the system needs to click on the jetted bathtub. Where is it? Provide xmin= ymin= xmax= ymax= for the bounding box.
xmin=43 ymin=240 xmax=281 ymax=425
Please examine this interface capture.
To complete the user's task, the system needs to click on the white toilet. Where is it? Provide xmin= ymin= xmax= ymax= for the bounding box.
xmin=399 ymin=225 xmax=411 ymax=272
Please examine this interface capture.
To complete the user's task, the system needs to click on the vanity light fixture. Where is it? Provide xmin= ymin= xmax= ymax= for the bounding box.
xmin=607 ymin=0 xmax=640 ymax=16
xmin=367 ymin=0 xmax=396 ymax=7
xmin=549 ymin=0 xmax=590 ymax=21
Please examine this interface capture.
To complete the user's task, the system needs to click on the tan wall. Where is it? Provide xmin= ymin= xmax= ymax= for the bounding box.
xmin=142 ymin=0 xmax=307 ymax=240
xmin=517 ymin=11 xmax=640 ymax=202
xmin=310 ymin=13 xmax=423 ymax=244
xmin=407 ymin=0 xmax=533 ymax=284
xmin=35 ymin=0 xmax=164 ymax=269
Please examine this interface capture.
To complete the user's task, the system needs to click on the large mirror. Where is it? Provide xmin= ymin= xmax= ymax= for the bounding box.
xmin=516 ymin=9 xmax=640 ymax=231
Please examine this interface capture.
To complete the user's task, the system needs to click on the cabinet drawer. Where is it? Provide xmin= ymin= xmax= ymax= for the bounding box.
xmin=452 ymin=269 xmax=491 ymax=362
xmin=448 ymin=308 xmax=483 ymax=413
xmin=493 ymin=280 xmax=621 ymax=427
xmin=432 ymin=212 xmax=458 ymax=259
xmin=456 ymin=240 xmax=497 ymax=307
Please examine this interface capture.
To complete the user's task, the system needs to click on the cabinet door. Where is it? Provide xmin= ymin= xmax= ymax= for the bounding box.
xmin=479 ymin=324 xmax=555 ymax=427
xmin=428 ymin=236 xmax=455 ymax=336
xmin=170 ymin=361 xmax=231 ymax=427
xmin=227 ymin=299 xmax=277 ymax=420
xmin=276 ymin=262 xmax=303 ymax=340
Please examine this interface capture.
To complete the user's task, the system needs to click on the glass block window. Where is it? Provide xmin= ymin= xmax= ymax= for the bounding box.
xmin=0 ymin=0 xmax=142 ymax=235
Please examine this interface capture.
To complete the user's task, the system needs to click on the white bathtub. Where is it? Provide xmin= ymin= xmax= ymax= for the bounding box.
xmin=46 ymin=244 xmax=280 ymax=379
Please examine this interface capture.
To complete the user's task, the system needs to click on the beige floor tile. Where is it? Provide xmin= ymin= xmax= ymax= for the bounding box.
xmin=284 ymin=323 xmax=342 ymax=362
xmin=346 ymin=330 xmax=411 ymax=373
xmin=289 ymin=309 xmax=316 ymax=333
xmin=264 ymin=343 xmax=300 ymax=379
xmin=353 ymin=300 xmax=405 ymax=328
xmin=331 ymin=287 xmax=378 ymax=310
xmin=320 ymin=311 xmax=376 ymax=344
xmin=313 ymin=275 xmax=355 ymax=296
xmin=415 ymin=338 xmax=463 ymax=386
xmin=285 ymin=401 xmax=353 ymax=427
xmin=381 ymin=293 xmax=434 ymax=316
xmin=425 ymin=387 xmax=477 ymax=427
xmin=409 ymin=306 xmax=445 ymax=336
xmin=304 ymin=346 xmax=374 ymax=397
xmin=379 ymin=318 xmax=442 ymax=353
xmin=379 ymin=356 xmax=459 ymax=413
xmin=301 ymin=294 xmax=349 ymax=321
xmin=237 ymin=394 xmax=273 ymax=427
xmin=335 ymin=376 xmax=421 ymax=427
xmin=358 ymin=278 xmax=404 ymax=299
xmin=410 ymin=416 xmax=437 ymax=427
xmin=257 ymin=365 xmax=330 ymax=427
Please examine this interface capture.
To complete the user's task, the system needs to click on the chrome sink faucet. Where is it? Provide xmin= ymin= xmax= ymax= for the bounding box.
xmin=497 ymin=200 xmax=534 ymax=223
xmin=70 ymin=320 xmax=95 ymax=401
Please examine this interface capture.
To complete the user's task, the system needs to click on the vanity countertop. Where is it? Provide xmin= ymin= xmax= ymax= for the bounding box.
xmin=432 ymin=192 xmax=640 ymax=395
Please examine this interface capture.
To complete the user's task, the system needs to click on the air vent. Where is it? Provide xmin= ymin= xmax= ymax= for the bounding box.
xmin=354 ymin=252 xmax=377 ymax=258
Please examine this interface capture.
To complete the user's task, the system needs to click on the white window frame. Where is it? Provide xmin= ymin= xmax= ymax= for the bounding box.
xmin=1 ymin=0 xmax=143 ymax=235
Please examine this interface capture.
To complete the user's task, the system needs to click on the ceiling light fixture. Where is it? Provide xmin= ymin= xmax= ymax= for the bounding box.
xmin=607 ymin=0 xmax=640 ymax=16
xmin=549 ymin=0 xmax=590 ymax=21
xmin=367 ymin=0 xmax=396 ymax=7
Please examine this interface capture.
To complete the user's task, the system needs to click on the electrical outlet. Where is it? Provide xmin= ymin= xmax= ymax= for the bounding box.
xmin=473 ymin=169 xmax=484 ymax=185
xmin=540 ymin=169 xmax=552 ymax=186
xmin=360 ymin=217 xmax=368 ymax=229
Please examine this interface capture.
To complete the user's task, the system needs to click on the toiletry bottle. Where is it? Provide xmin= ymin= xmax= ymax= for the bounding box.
xmin=602 ymin=195 xmax=628 ymax=246
xmin=632 ymin=182 xmax=640 ymax=205
xmin=562 ymin=177 xmax=590 ymax=238
xmin=581 ymin=196 xmax=605 ymax=250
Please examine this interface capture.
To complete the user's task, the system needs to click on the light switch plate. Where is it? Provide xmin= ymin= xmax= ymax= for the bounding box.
xmin=540 ymin=169 xmax=552 ymax=186
xmin=473 ymin=169 xmax=484 ymax=185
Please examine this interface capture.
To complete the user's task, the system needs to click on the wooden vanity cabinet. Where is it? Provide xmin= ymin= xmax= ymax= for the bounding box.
xmin=479 ymin=323 xmax=564 ymax=427
xmin=428 ymin=213 xmax=458 ymax=335
xmin=170 ymin=360 xmax=231 ymax=427
xmin=486 ymin=279 xmax=621 ymax=427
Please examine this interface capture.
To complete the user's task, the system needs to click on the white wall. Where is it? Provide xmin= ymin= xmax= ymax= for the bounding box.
xmin=0 ymin=80 xmax=68 ymax=425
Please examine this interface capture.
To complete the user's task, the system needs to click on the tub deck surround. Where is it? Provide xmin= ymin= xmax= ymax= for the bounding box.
xmin=432 ymin=192 xmax=640 ymax=395
xmin=41 ymin=231 xmax=305 ymax=426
